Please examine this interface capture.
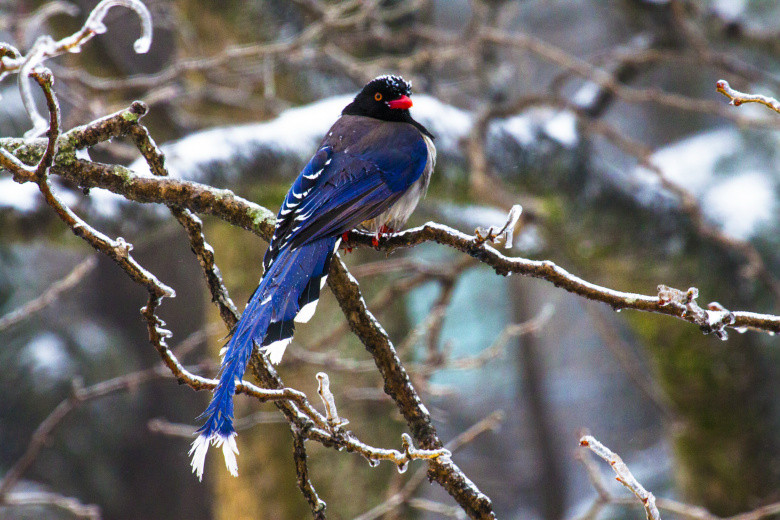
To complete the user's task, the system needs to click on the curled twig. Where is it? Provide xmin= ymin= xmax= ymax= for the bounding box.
xmin=475 ymin=204 xmax=523 ymax=249
xmin=0 ymin=0 xmax=152 ymax=136
xmin=316 ymin=372 xmax=348 ymax=430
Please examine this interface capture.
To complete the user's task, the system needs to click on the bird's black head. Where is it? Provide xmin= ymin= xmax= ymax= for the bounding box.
xmin=342 ymin=75 xmax=434 ymax=139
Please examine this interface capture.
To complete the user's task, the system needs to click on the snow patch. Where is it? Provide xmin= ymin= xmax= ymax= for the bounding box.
xmin=412 ymin=95 xmax=472 ymax=151
xmin=130 ymin=96 xmax=351 ymax=179
xmin=636 ymin=128 xmax=775 ymax=239
xmin=711 ymin=0 xmax=747 ymax=21
xmin=500 ymin=115 xmax=535 ymax=146
xmin=21 ymin=332 xmax=72 ymax=380
xmin=130 ymin=94 xmax=474 ymax=180
xmin=703 ymin=171 xmax=774 ymax=238
xmin=644 ymin=128 xmax=740 ymax=194
xmin=0 ymin=179 xmax=39 ymax=212
xmin=543 ymin=111 xmax=578 ymax=147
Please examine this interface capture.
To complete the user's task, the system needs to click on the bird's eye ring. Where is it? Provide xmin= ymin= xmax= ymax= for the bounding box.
xmin=374 ymin=92 xmax=383 ymax=101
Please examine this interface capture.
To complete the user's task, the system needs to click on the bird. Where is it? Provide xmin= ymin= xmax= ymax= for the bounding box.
xmin=190 ymin=75 xmax=436 ymax=480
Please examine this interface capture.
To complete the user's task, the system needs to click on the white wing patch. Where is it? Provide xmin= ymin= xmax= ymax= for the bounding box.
xmin=295 ymin=298 xmax=318 ymax=323
xmin=303 ymin=168 xmax=323 ymax=180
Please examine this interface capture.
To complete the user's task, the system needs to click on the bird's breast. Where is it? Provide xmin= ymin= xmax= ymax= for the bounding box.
xmin=362 ymin=134 xmax=435 ymax=233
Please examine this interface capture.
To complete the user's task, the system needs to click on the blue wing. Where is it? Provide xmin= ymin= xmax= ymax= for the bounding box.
xmin=264 ymin=123 xmax=429 ymax=270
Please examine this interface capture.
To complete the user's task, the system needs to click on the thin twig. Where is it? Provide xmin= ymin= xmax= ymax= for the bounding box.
xmin=717 ymin=80 xmax=780 ymax=115
xmin=579 ymin=435 xmax=660 ymax=520
xmin=3 ymin=491 xmax=100 ymax=519
xmin=0 ymin=256 xmax=97 ymax=332
xmin=292 ymin=428 xmax=327 ymax=519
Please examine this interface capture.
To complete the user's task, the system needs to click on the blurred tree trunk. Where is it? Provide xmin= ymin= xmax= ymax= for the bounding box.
xmin=649 ymin=327 xmax=780 ymax=515
xmin=511 ymin=277 xmax=566 ymax=520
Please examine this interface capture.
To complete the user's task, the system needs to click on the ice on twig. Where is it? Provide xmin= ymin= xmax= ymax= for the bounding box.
xmin=657 ymin=285 xmax=735 ymax=340
xmin=83 ymin=0 xmax=153 ymax=54
xmin=501 ymin=205 xmax=523 ymax=249
xmin=133 ymin=35 xmax=152 ymax=54
xmin=316 ymin=372 xmax=347 ymax=428
xmin=580 ymin=435 xmax=661 ymax=520
xmin=19 ymin=38 xmax=54 ymax=138
xmin=91 ymin=22 xmax=108 ymax=35
xmin=476 ymin=204 xmax=523 ymax=249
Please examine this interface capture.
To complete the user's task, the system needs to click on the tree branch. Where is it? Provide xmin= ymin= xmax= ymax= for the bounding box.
xmin=717 ymin=80 xmax=780 ymax=115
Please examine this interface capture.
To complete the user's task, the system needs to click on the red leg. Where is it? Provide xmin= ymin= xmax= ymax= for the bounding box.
xmin=341 ymin=231 xmax=353 ymax=253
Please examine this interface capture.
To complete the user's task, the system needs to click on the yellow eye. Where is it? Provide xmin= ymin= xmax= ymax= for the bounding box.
xmin=374 ymin=92 xmax=383 ymax=101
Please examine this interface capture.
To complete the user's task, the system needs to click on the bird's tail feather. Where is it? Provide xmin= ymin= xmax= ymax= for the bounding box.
xmin=190 ymin=237 xmax=339 ymax=480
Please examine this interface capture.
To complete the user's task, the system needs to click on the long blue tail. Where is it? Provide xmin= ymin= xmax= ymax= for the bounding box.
xmin=189 ymin=236 xmax=339 ymax=480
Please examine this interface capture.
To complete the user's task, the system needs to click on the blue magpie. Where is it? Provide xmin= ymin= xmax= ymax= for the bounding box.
xmin=190 ymin=75 xmax=436 ymax=480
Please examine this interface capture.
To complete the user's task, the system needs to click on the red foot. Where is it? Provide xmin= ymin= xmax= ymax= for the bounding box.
xmin=372 ymin=225 xmax=395 ymax=248
xmin=341 ymin=231 xmax=353 ymax=253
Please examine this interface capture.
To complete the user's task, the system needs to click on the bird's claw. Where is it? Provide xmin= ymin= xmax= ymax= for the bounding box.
xmin=372 ymin=225 xmax=394 ymax=248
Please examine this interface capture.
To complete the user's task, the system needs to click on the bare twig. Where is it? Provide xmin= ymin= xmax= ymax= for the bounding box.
xmin=354 ymin=410 xmax=505 ymax=520
xmin=0 ymin=256 xmax=97 ymax=332
xmin=3 ymin=491 xmax=100 ymax=519
xmin=292 ymin=428 xmax=327 ymax=520
xmin=0 ymin=366 xmax=163 ymax=499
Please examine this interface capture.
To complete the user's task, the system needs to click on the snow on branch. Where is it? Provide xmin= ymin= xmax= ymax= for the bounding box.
xmin=716 ymin=80 xmax=780 ymax=115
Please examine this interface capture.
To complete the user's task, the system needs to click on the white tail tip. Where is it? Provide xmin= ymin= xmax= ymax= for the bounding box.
xmin=189 ymin=432 xmax=240 ymax=481
xmin=189 ymin=435 xmax=210 ymax=481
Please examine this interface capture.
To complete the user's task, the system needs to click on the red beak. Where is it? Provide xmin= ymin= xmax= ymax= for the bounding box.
xmin=388 ymin=95 xmax=413 ymax=110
